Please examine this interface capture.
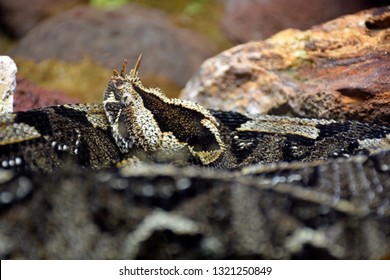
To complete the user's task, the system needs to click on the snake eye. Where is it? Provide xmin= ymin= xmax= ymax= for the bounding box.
xmin=121 ymin=92 xmax=134 ymax=105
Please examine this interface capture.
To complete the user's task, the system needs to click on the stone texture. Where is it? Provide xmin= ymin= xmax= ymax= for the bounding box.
xmin=221 ymin=0 xmax=383 ymax=43
xmin=0 ymin=0 xmax=85 ymax=38
xmin=13 ymin=76 xmax=79 ymax=112
xmin=11 ymin=5 xmax=217 ymax=87
xmin=0 ymin=56 xmax=17 ymax=114
xmin=182 ymin=7 xmax=390 ymax=125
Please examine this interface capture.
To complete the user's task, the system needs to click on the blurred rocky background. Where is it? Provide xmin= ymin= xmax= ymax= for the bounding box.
xmin=0 ymin=0 xmax=388 ymax=109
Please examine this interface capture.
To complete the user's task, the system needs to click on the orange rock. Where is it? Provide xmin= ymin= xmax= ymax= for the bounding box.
xmin=182 ymin=6 xmax=390 ymax=125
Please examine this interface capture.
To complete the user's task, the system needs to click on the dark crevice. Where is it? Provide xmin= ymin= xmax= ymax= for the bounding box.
xmin=365 ymin=7 xmax=390 ymax=30
xmin=337 ymin=88 xmax=374 ymax=102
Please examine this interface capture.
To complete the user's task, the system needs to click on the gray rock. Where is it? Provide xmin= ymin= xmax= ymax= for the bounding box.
xmin=0 ymin=0 xmax=83 ymax=38
xmin=11 ymin=5 xmax=217 ymax=87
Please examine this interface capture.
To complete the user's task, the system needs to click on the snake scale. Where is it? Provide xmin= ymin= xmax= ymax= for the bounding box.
xmin=0 ymin=56 xmax=389 ymax=259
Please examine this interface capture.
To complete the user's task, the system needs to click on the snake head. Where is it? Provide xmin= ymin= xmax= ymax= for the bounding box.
xmin=103 ymin=56 xmax=225 ymax=165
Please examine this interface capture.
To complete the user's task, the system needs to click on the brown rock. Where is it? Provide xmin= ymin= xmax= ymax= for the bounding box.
xmin=14 ymin=76 xmax=79 ymax=112
xmin=182 ymin=7 xmax=390 ymax=125
xmin=11 ymin=5 xmax=217 ymax=87
xmin=221 ymin=0 xmax=382 ymax=43
xmin=0 ymin=0 xmax=84 ymax=38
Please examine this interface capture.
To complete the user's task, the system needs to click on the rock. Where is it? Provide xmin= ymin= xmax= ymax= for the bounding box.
xmin=13 ymin=76 xmax=79 ymax=112
xmin=0 ymin=56 xmax=17 ymax=114
xmin=1 ymin=57 xmax=78 ymax=113
xmin=182 ymin=7 xmax=390 ymax=125
xmin=11 ymin=5 xmax=217 ymax=87
xmin=0 ymin=0 xmax=84 ymax=38
xmin=221 ymin=0 xmax=381 ymax=43
xmin=14 ymin=58 xmax=114 ymax=103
